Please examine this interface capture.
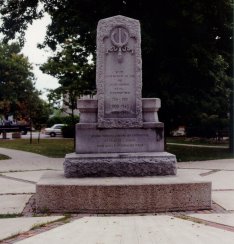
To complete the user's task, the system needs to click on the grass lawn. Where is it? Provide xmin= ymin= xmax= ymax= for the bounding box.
xmin=0 ymin=139 xmax=74 ymax=158
xmin=165 ymin=136 xmax=233 ymax=161
xmin=0 ymin=138 xmax=233 ymax=161
xmin=167 ymin=144 xmax=233 ymax=162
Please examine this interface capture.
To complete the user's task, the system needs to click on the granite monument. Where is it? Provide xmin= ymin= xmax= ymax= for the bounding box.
xmin=36 ymin=16 xmax=211 ymax=214
xmin=64 ymin=15 xmax=177 ymax=177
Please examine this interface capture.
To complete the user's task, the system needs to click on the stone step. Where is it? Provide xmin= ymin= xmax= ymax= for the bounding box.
xmin=36 ymin=171 xmax=211 ymax=214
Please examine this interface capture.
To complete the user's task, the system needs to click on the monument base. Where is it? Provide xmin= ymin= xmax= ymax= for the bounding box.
xmin=36 ymin=171 xmax=211 ymax=213
xmin=64 ymin=152 xmax=177 ymax=177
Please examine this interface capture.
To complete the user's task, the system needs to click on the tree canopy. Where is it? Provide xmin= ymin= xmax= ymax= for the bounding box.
xmin=0 ymin=42 xmax=34 ymax=119
xmin=0 ymin=42 xmax=50 ymax=125
xmin=0 ymin=0 xmax=233 ymax=133
xmin=41 ymin=40 xmax=95 ymax=122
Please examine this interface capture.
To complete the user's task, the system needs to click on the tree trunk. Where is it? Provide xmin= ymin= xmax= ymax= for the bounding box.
xmin=229 ymin=92 xmax=234 ymax=154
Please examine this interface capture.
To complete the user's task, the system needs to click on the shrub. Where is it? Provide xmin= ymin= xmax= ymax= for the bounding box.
xmin=47 ymin=116 xmax=79 ymax=127
xmin=186 ymin=114 xmax=229 ymax=139
xmin=62 ymin=125 xmax=75 ymax=138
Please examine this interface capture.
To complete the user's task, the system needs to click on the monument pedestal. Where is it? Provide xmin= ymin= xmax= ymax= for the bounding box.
xmin=64 ymin=152 xmax=177 ymax=177
xmin=36 ymin=171 xmax=211 ymax=213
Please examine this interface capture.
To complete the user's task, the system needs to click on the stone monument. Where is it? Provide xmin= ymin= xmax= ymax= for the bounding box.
xmin=64 ymin=15 xmax=177 ymax=177
xmin=36 ymin=15 xmax=212 ymax=213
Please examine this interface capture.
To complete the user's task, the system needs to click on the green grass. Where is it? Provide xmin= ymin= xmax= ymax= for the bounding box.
xmin=165 ymin=136 xmax=233 ymax=161
xmin=0 ymin=213 xmax=22 ymax=218
xmin=0 ymin=154 xmax=11 ymax=160
xmin=167 ymin=144 xmax=233 ymax=162
xmin=0 ymin=139 xmax=74 ymax=158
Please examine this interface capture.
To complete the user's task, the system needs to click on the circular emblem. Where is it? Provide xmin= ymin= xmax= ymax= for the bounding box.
xmin=111 ymin=27 xmax=129 ymax=48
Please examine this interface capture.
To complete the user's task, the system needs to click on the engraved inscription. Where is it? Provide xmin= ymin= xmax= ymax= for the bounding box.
xmin=104 ymin=66 xmax=136 ymax=118
xmin=96 ymin=15 xmax=143 ymax=128
xmin=76 ymin=128 xmax=164 ymax=153
xmin=104 ymin=27 xmax=136 ymax=119
xmin=91 ymin=133 xmax=148 ymax=150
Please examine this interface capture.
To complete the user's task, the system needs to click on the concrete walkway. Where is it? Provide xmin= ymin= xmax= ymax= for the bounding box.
xmin=167 ymin=142 xmax=228 ymax=148
xmin=0 ymin=147 xmax=234 ymax=243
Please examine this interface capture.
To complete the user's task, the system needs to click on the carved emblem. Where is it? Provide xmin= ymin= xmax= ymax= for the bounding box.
xmin=106 ymin=27 xmax=134 ymax=63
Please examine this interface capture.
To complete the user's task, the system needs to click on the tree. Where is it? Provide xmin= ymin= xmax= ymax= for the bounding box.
xmin=41 ymin=40 xmax=94 ymax=146
xmin=27 ymin=91 xmax=52 ymax=143
xmin=0 ymin=42 xmax=35 ymax=120
xmin=0 ymin=0 xmax=233 ymax=135
xmin=41 ymin=39 xmax=95 ymax=126
xmin=0 ymin=42 xmax=51 ymax=132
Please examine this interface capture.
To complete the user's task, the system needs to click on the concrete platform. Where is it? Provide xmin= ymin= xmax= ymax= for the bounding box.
xmin=0 ymin=195 xmax=32 ymax=214
xmin=188 ymin=213 xmax=234 ymax=227
xmin=0 ymin=148 xmax=63 ymax=172
xmin=178 ymin=158 xmax=234 ymax=170
xmin=0 ymin=216 xmax=64 ymax=241
xmin=201 ymin=170 xmax=234 ymax=190
xmin=2 ymin=170 xmax=56 ymax=183
xmin=36 ymin=171 xmax=211 ymax=213
xmin=0 ymin=177 xmax=35 ymax=194
xmin=14 ymin=216 xmax=234 ymax=244
xmin=212 ymin=191 xmax=234 ymax=210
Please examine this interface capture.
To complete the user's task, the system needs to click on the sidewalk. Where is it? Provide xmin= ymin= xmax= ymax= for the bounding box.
xmin=167 ymin=142 xmax=228 ymax=148
xmin=0 ymin=147 xmax=234 ymax=243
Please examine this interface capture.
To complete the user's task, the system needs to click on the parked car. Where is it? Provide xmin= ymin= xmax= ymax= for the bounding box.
xmin=170 ymin=126 xmax=186 ymax=137
xmin=44 ymin=124 xmax=66 ymax=137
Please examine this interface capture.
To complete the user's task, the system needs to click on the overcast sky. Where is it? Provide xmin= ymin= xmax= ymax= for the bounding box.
xmin=21 ymin=14 xmax=59 ymax=100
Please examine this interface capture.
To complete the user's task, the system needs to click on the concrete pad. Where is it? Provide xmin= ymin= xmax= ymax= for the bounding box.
xmin=212 ymin=191 xmax=234 ymax=210
xmin=15 ymin=216 xmax=234 ymax=244
xmin=0 ymin=216 xmax=64 ymax=241
xmin=0 ymin=148 xmax=48 ymax=160
xmin=188 ymin=213 xmax=234 ymax=227
xmin=0 ymin=158 xmax=63 ymax=172
xmin=0 ymin=177 xmax=35 ymax=194
xmin=178 ymin=158 xmax=234 ymax=171
xmin=202 ymin=171 xmax=234 ymax=190
xmin=39 ymin=169 xmax=211 ymax=185
xmin=0 ymin=148 xmax=63 ymax=172
xmin=2 ymin=170 xmax=55 ymax=183
xmin=0 ymin=195 xmax=31 ymax=214
xmin=177 ymin=168 xmax=210 ymax=176
xmin=36 ymin=171 xmax=211 ymax=213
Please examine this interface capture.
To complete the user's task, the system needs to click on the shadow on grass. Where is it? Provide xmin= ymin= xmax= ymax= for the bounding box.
xmin=167 ymin=145 xmax=234 ymax=162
